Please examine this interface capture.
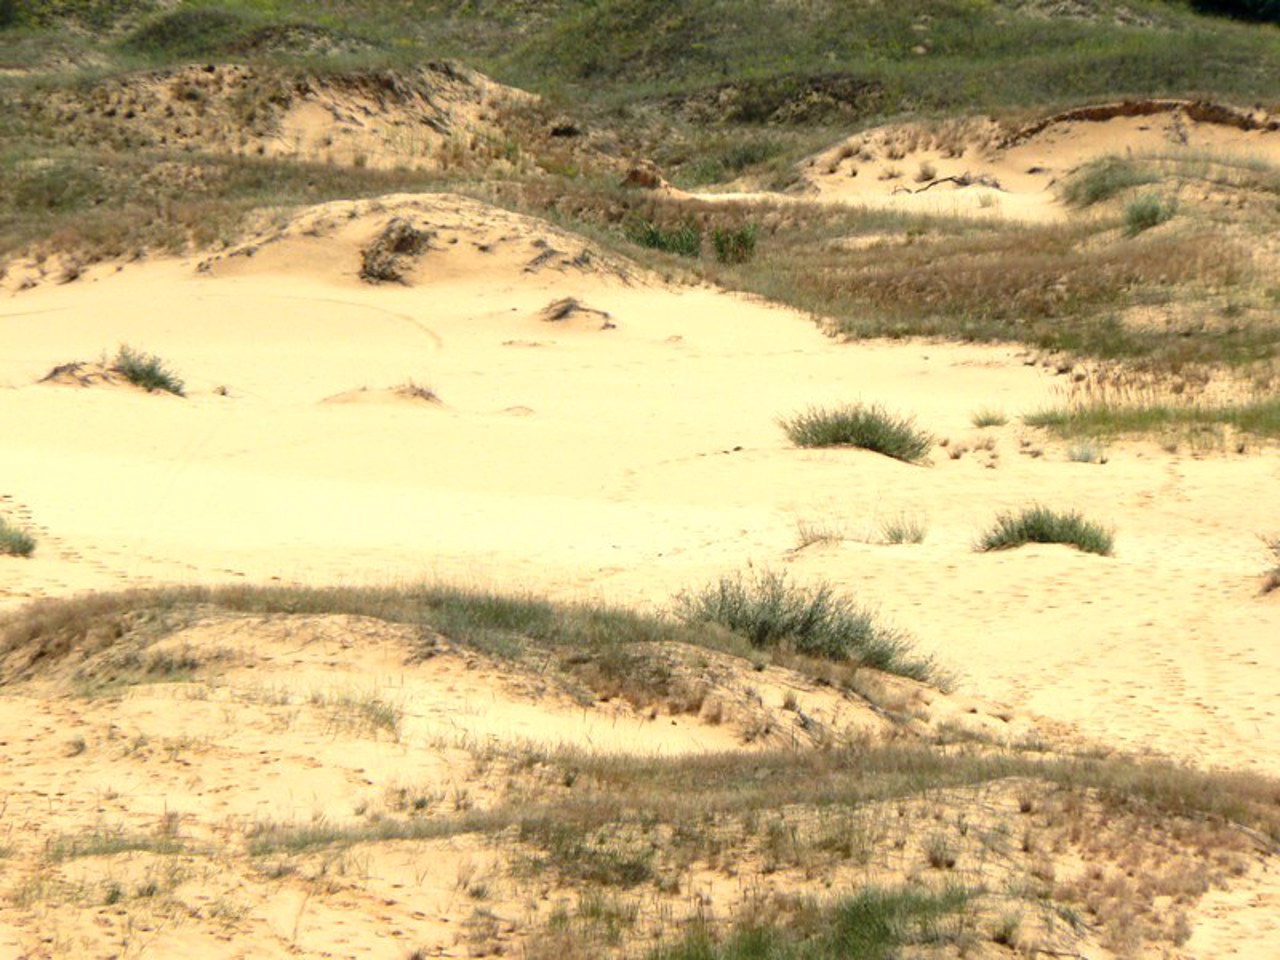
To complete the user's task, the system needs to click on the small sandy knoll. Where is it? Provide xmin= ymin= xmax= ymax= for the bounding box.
xmin=0 ymin=607 xmax=1274 ymax=959
xmin=11 ymin=61 xmax=534 ymax=172
xmin=791 ymin=99 xmax=1280 ymax=221
xmin=196 ymin=192 xmax=641 ymax=288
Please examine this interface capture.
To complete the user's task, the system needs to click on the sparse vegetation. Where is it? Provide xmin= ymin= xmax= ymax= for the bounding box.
xmin=1061 ymin=156 xmax=1158 ymax=206
xmin=1124 ymin=192 xmax=1177 ymax=236
xmin=971 ymin=407 xmax=1007 ymax=428
xmin=111 ymin=345 xmax=184 ymax=396
xmin=779 ymin=404 xmax=932 ymax=464
xmin=674 ymin=570 xmax=934 ymax=682
xmin=1025 ymin=395 xmax=1280 ymax=440
xmin=977 ymin=506 xmax=1115 ymax=557
xmin=880 ymin=514 xmax=926 ymax=545
xmin=652 ymin=885 xmax=973 ymax=960
xmin=0 ymin=517 xmax=35 ymax=557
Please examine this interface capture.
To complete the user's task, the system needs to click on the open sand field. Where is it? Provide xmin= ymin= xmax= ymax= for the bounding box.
xmin=3 ymin=53 xmax=1280 ymax=960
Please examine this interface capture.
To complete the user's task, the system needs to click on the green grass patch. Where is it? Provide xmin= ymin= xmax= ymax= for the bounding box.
xmin=1061 ymin=156 xmax=1159 ymax=206
xmin=626 ymin=219 xmax=702 ymax=258
xmin=0 ymin=518 xmax=35 ymax=557
xmin=674 ymin=570 xmax=934 ymax=682
xmin=112 ymin=345 xmax=184 ymax=395
xmin=1025 ymin=395 xmax=1280 ymax=439
xmin=711 ymin=223 xmax=758 ymax=264
xmin=779 ymin=404 xmax=933 ymax=464
xmin=977 ymin=506 xmax=1114 ymax=557
xmin=1124 ymin=193 xmax=1177 ymax=236
xmin=653 ymin=885 xmax=973 ymax=960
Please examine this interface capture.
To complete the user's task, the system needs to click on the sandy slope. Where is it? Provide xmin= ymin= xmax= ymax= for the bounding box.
xmin=789 ymin=102 xmax=1280 ymax=221
xmin=2 ymin=190 xmax=1280 ymax=957
xmin=1 ymin=192 xmax=1277 ymax=775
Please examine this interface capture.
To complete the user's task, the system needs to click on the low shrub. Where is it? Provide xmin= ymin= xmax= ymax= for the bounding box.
xmin=674 ymin=570 xmax=934 ymax=681
xmin=1124 ymin=193 xmax=1176 ymax=236
xmin=977 ymin=506 xmax=1114 ymax=556
xmin=112 ymin=346 xmax=185 ymax=396
xmin=779 ymin=404 xmax=932 ymax=464
xmin=0 ymin=518 xmax=35 ymax=557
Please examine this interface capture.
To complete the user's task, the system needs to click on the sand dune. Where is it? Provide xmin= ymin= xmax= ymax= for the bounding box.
xmin=782 ymin=100 xmax=1280 ymax=221
xmin=2 ymin=191 xmax=1277 ymax=777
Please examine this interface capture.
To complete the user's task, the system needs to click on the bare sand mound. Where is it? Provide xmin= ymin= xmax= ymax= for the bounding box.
xmin=197 ymin=192 xmax=641 ymax=288
xmin=320 ymin=383 xmax=442 ymax=406
xmin=12 ymin=61 xmax=533 ymax=171
xmin=793 ymin=99 xmax=1280 ymax=221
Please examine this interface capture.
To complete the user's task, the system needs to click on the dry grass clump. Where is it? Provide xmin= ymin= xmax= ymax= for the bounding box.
xmin=0 ymin=517 xmax=36 ymax=557
xmin=360 ymin=218 xmax=435 ymax=283
xmin=977 ymin=506 xmax=1114 ymax=556
xmin=674 ymin=570 xmax=935 ymax=682
xmin=779 ymin=404 xmax=933 ymax=464
xmin=971 ymin=407 xmax=1007 ymax=428
xmin=1262 ymin=535 xmax=1280 ymax=595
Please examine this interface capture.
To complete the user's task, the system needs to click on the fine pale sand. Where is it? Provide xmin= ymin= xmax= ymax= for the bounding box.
xmin=3 ymin=192 xmax=1277 ymax=775
xmin=1 ymin=162 xmax=1279 ymax=953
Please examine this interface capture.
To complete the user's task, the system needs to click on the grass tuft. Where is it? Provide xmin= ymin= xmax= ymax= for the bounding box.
xmin=971 ymin=407 xmax=1007 ymax=428
xmin=674 ymin=570 xmax=934 ymax=682
xmin=112 ymin=345 xmax=185 ymax=396
xmin=0 ymin=518 xmax=36 ymax=557
xmin=880 ymin=514 xmax=926 ymax=545
xmin=779 ymin=404 xmax=932 ymax=464
xmin=977 ymin=506 xmax=1114 ymax=556
xmin=1061 ymin=156 xmax=1158 ymax=206
xmin=1123 ymin=193 xmax=1177 ymax=236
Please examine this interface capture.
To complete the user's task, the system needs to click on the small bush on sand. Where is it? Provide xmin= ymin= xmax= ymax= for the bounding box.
xmin=1124 ymin=193 xmax=1176 ymax=236
xmin=112 ymin=346 xmax=185 ymax=396
xmin=977 ymin=506 xmax=1114 ymax=556
xmin=779 ymin=404 xmax=932 ymax=464
xmin=0 ymin=518 xmax=35 ymax=557
xmin=674 ymin=570 xmax=934 ymax=682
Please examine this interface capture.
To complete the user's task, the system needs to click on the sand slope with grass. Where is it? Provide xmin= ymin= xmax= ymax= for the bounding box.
xmin=2 ymin=185 xmax=1279 ymax=957
xmin=2 ymin=191 xmax=1277 ymax=773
